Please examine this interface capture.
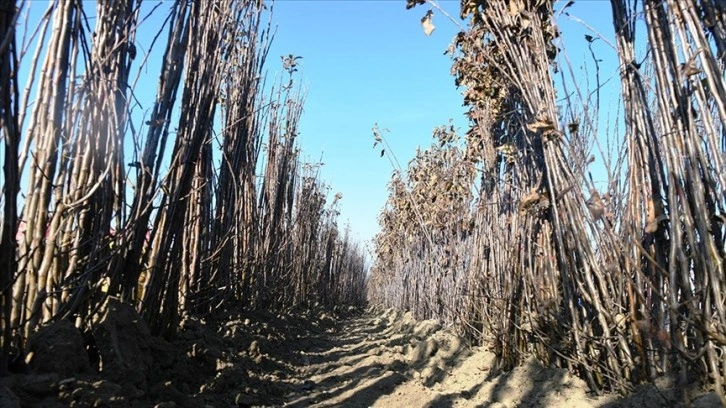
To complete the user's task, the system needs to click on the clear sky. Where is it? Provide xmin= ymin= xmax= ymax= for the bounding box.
xmin=265 ymin=1 xmax=469 ymax=248
xmin=13 ymin=0 xmax=630 ymax=252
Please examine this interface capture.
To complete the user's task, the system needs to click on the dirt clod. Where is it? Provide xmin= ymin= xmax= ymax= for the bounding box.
xmin=92 ymin=297 xmax=153 ymax=388
xmin=27 ymin=319 xmax=90 ymax=377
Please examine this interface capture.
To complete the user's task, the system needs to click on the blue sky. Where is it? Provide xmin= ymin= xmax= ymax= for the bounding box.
xmin=265 ymin=1 xmax=469 ymax=247
xmin=12 ymin=0 xmax=633 ymax=252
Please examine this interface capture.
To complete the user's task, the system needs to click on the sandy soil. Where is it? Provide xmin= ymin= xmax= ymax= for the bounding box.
xmin=1 ymin=305 xmax=722 ymax=407
xmin=280 ymin=308 xmax=721 ymax=408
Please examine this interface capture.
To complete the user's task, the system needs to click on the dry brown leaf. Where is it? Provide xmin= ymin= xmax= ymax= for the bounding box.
xmin=520 ymin=17 xmax=531 ymax=30
xmin=568 ymin=121 xmax=579 ymax=134
xmin=519 ymin=188 xmax=541 ymax=213
xmin=421 ymin=10 xmax=435 ymax=36
xmin=586 ymin=189 xmax=605 ymax=221
xmin=508 ymin=0 xmax=525 ymax=16
xmin=496 ymin=143 xmax=517 ymax=163
xmin=645 ymin=198 xmax=656 ymax=223
xmin=644 ymin=221 xmax=658 ymax=234
xmin=645 ymin=198 xmax=668 ymax=233
xmin=527 ymin=116 xmax=556 ymax=133
xmin=682 ymin=57 xmax=701 ymax=77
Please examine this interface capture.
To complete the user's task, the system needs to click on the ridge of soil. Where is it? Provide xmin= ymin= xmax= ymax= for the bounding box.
xmin=0 ymin=305 xmax=721 ymax=407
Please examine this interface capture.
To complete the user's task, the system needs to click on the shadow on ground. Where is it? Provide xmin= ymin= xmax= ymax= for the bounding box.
xmin=1 ymin=304 xmax=722 ymax=408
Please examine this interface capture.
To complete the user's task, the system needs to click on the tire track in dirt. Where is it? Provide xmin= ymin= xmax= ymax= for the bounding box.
xmin=279 ymin=309 xmax=722 ymax=408
xmin=284 ymin=310 xmax=412 ymax=407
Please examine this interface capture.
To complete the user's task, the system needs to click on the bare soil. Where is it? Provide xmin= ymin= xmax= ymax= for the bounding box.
xmin=1 ymin=305 xmax=722 ymax=407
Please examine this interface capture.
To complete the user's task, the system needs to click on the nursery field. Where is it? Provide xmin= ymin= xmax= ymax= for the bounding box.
xmin=1 ymin=0 xmax=725 ymax=407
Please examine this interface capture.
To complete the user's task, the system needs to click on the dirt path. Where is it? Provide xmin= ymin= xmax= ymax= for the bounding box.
xmin=278 ymin=309 xmax=721 ymax=408
xmin=283 ymin=310 xmax=416 ymax=407
xmin=279 ymin=309 xmax=596 ymax=407
xmin=2 ymin=305 xmax=722 ymax=407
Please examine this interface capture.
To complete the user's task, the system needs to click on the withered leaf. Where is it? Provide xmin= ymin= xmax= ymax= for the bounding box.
xmin=406 ymin=0 xmax=426 ymax=10
xmin=645 ymin=198 xmax=669 ymax=233
xmin=586 ymin=189 xmax=605 ymax=221
xmin=527 ymin=116 xmax=556 ymax=133
xmin=496 ymin=144 xmax=516 ymax=155
xmin=682 ymin=58 xmax=701 ymax=77
xmin=568 ymin=121 xmax=579 ymax=134
xmin=421 ymin=10 xmax=435 ymax=36
xmin=520 ymin=17 xmax=531 ymax=30
xmin=509 ymin=0 xmax=525 ymax=16
xmin=519 ymin=188 xmax=541 ymax=213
